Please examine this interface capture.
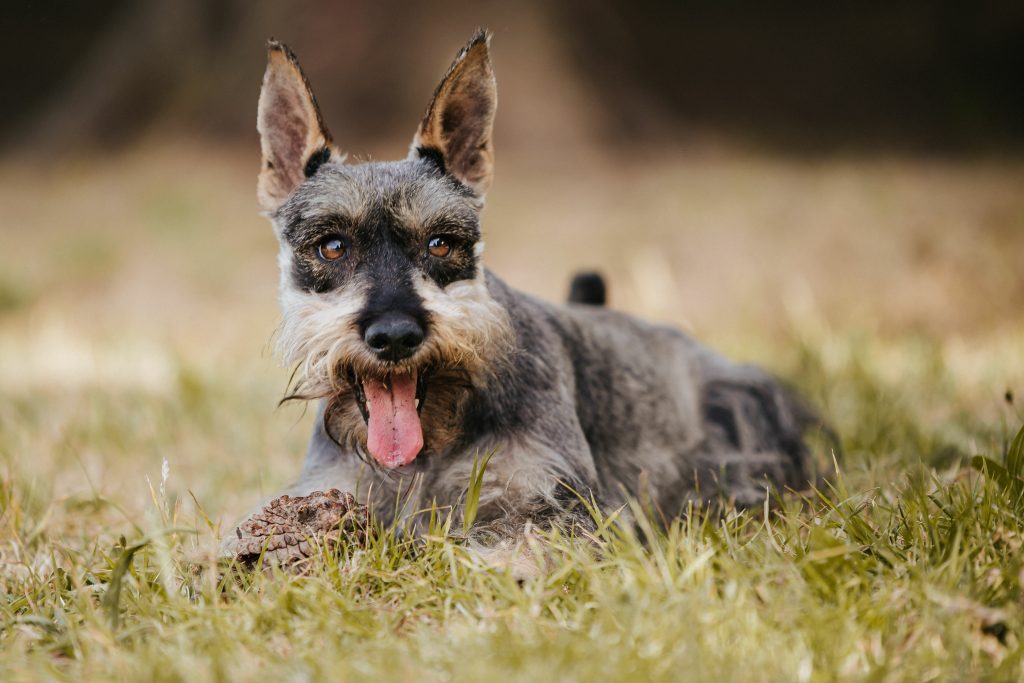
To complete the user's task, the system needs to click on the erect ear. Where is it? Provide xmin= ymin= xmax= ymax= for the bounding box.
xmin=257 ymin=40 xmax=338 ymax=213
xmin=411 ymin=30 xmax=497 ymax=198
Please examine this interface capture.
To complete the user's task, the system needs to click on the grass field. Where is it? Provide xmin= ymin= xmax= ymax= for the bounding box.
xmin=2 ymin=143 xmax=1023 ymax=681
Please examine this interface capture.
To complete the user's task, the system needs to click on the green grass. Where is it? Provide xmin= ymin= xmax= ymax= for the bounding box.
xmin=2 ymin=328 xmax=1022 ymax=682
xmin=2 ymin=145 xmax=1023 ymax=681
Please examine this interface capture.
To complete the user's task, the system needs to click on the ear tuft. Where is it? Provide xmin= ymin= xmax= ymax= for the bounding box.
xmin=257 ymin=40 xmax=336 ymax=212
xmin=411 ymin=29 xmax=497 ymax=198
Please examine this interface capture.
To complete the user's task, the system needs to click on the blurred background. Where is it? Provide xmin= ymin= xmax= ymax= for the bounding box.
xmin=1 ymin=1 xmax=1022 ymax=518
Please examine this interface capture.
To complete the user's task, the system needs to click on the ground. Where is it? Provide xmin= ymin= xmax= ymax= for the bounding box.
xmin=1 ymin=143 xmax=1023 ymax=681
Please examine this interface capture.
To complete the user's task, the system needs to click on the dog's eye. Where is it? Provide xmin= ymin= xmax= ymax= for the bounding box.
xmin=318 ymin=236 xmax=348 ymax=261
xmin=427 ymin=236 xmax=452 ymax=258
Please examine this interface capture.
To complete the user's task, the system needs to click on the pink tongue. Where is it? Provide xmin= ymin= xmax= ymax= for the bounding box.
xmin=363 ymin=372 xmax=423 ymax=468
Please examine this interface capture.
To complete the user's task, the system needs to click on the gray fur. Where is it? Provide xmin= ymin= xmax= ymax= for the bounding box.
xmin=234 ymin=32 xmax=830 ymax=551
xmin=287 ymin=273 xmax=827 ymax=534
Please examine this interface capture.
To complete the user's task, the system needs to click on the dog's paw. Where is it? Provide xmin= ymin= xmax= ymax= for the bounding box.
xmin=464 ymin=523 xmax=553 ymax=581
xmin=220 ymin=489 xmax=367 ymax=573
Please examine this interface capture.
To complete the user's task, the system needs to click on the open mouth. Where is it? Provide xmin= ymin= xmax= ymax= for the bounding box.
xmin=350 ymin=368 xmax=427 ymax=422
xmin=346 ymin=367 xmax=428 ymax=469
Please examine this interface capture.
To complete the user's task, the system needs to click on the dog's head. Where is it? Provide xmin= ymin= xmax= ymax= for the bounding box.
xmin=256 ymin=31 xmax=511 ymax=470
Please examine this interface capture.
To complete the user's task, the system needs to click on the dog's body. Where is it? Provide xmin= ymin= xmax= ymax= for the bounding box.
xmin=240 ymin=31 xmax=825 ymax=544
xmin=294 ymin=270 xmax=820 ymax=532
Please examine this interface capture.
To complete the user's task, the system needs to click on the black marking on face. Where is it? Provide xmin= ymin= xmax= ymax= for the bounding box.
xmin=357 ymin=235 xmax=430 ymax=338
xmin=420 ymin=226 xmax=478 ymax=288
xmin=304 ymin=147 xmax=332 ymax=178
xmin=286 ymin=214 xmax=357 ymax=293
xmin=279 ymin=161 xmax=484 ymax=295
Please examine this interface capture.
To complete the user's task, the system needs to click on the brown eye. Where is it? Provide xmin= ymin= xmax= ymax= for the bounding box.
xmin=318 ymin=236 xmax=347 ymax=261
xmin=427 ymin=236 xmax=452 ymax=258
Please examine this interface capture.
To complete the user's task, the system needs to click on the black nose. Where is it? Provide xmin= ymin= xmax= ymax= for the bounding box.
xmin=363 ymin=313 xmax=425 ymax=361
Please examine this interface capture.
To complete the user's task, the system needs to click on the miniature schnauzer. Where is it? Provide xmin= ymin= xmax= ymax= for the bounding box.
xmin=235 ymin=30 xmax=827 ymax=552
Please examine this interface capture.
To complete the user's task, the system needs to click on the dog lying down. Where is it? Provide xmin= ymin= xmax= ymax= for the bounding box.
xmin=223 ymin=30 xmax=832 ymax=569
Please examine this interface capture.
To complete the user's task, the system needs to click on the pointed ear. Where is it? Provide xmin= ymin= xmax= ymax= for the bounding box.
xmin=257 ymin=40 xmax=338 ymax=212
xmin=411 ymin=30 xmax=497 ymax=198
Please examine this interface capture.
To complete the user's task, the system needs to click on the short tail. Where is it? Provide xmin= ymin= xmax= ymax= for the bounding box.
xmin=567 ymin=272 xmax=607 ymax=306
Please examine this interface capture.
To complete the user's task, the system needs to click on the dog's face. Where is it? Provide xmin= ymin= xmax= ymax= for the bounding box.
xmin=257 ymin=32 xmax=511 ymax=470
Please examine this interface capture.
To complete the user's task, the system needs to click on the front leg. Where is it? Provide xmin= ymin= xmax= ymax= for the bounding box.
xmin=450 ymin=442 xmax=602 ymax=578
xmin=462 ymin=496 xmax=598 ymax=579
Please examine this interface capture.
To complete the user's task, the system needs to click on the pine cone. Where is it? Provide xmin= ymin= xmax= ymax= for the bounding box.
xmin=225 ymin=489 xmax=367 ymax=571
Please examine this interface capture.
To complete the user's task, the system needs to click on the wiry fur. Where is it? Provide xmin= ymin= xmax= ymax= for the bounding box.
xmin=230 ymin=32 xmax=832 ymax=564
xmin=276 ymin=265 xmax=511 ymax=405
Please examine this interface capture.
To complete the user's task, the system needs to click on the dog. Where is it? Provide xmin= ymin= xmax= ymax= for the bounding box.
xmin=236 ymin=30 xmax=828 ymax=554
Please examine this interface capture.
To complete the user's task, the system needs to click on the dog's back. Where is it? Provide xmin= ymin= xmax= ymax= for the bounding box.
xmin=490 ymin=273 xmax=826 ymax=514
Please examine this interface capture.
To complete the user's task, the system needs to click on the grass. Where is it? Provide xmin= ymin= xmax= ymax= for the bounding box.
xmin=1 ymin=143 xmax=1023 ymax=681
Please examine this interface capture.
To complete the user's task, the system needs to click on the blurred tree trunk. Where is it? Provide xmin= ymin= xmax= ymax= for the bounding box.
xmin=7 ymin=0 xmax=1023 ymax=155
